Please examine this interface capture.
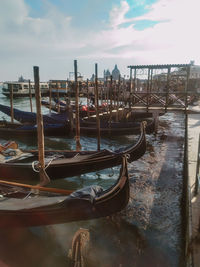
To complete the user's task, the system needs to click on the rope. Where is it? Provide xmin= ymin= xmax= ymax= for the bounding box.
xmin=68 ymin=228 xmax=90 ymax=267
xmin=32 ymin=156 xmax=57 ymax=173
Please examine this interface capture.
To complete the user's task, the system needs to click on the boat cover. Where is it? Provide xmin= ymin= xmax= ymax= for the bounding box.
xmin=0 ymin=185 xmax=104 ymax=210
xmin=0 ymin=104 xmax=69 ymax=124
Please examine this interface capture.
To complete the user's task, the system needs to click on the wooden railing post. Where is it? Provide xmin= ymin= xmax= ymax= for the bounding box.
xmin=147 ymin=68 xmax=150 ymax=111
xmin=165 ymin=67 xmax=171 ymax=112
xmin=185 ymin=65 xmax=190 ymax=111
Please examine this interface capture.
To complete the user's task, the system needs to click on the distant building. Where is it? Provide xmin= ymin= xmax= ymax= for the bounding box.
xmin=103 ymin=69 xmax=111 ymax=80
xmin=103 ymin=65 xmax=121 ymax=81
xmin=112 ymin=64 xmax=120 ymax=80
xmin=90 ymin=65 xmax=121 ymax=82
xmin=189 ymin=65 xmax=200 ymax=79
xmin=49 ymin=79 xmax=69 ymax=95
xmin=153 ymin=61 xmax=200 ymax=80
xmin=90 ymin=74 xmax=95 ymax=82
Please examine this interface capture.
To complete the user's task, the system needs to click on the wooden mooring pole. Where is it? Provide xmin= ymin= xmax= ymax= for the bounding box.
xmin=34 ymin=66 xmax=50 ymax=186
xmin=86 ymin=79 xmax=90 ymax=118
xmin=74 ymin=60 xmax=81 ymax=151
xmin=129 ymin=67 xmax=132 ymax=110
xmin=116 ymin=75 xmax=120 ymax=122
xmin=66 ymin=96 xmax=74 ymax=134
xmin=106 ymin=77 xmax=109 ymax=115
xmin=28 ymin=79 xmax=33 ymax=112
xmin=49 ymin=82 xmax=52 ymax=113
xmin=95 ymin=63 xmax=101 ymax=151
xmin=109 ymin=75 xmax=113 ymax=126
xmin=56 ymin=82 xmax=60 ymax=113
xmin=10 ymin=84 xmax=14 ymax=123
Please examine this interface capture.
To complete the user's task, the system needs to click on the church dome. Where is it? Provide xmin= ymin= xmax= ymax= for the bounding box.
xmin=112 ymin=65 xmax=120 ymax=80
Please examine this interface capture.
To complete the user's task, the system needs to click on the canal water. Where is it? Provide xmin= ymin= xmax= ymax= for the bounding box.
xmin=0 ymin=92 xmax=185 ymax=267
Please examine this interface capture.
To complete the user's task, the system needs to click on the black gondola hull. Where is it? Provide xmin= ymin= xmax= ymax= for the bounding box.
xmin=0 ymin=122 xmax=146 ymax=181
xmin=0 ymin=157 xmax=129 ymax=227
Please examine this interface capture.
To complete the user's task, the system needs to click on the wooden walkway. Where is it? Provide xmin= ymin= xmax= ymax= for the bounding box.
xmin=187 ymin=101 xmax=200 ymax=267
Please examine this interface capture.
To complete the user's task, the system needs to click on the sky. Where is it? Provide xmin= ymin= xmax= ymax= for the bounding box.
xmin=0 ymin=0 xmax=200 ymax=81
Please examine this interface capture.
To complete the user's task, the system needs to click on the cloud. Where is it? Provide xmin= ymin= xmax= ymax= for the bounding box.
xmin=0 ymin=0 xmax=200 ymax=80
xmin=109 ymin=1 xmax=130 ymax=28
xmin=87 ymin=0 xmax=200 ymax=65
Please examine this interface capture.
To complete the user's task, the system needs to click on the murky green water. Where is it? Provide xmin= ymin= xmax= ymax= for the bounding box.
xmin=0 ymin=92 xmax=185 ymax=267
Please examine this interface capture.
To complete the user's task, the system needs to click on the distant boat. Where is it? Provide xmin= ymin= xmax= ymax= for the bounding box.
xmin=2 ymin=76 xmax=49 ymax=97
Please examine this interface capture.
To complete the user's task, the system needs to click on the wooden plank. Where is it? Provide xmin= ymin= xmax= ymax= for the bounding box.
xmin=128 ymin=63 xmax=191 ymax=69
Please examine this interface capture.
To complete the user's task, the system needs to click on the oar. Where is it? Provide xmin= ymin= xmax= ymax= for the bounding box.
xmin=0 ymin=179 xmax=73 ymax=195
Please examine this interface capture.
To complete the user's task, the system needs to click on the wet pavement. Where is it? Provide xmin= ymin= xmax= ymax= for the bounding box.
xmin=187 ymin=101 xmax=200 ymax=267
xmin=44 ymin=112 xmax=185 ymax=267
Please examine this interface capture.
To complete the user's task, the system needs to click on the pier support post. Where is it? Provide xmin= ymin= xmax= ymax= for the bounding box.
xmin=152 ymin=111 xmax=159 ymax=134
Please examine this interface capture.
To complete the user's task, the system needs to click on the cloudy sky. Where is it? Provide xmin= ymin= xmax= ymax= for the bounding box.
xmin=0 ymin=0 xmax=199 ymax=81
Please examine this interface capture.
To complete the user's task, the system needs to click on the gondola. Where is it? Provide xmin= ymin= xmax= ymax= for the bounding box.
xmin=0 ymin=156 xmax=129 ymax=227
xmin=0 ymin=118 xmax=154 ymax=138
xmin=0 ymin=104 xmax=155 ymax=136
xmin=79 ymin=117 xmax=156 ymax=135
xmin=0 ymin=122 xmax=146 ymax=182
xmin=0 ymin=120 xmax=70 ymax=137
xmin=0 ymin=104 xmax=69 ymax=124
